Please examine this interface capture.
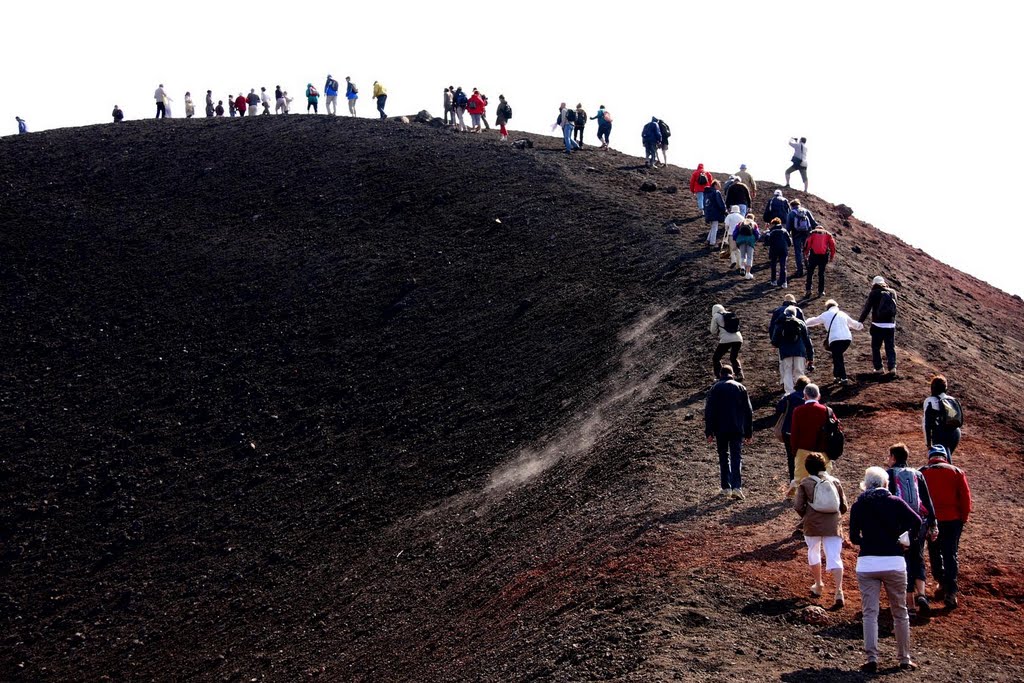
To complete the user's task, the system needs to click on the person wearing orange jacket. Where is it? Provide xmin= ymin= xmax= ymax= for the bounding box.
xmin=690 ymin=164 xmax=714 ymax=212
xmin=919 ymin=445 xmax=972 ymax=608
xmin=803 ymin=225 xmax=837 ymax=298
xmin=466 ymin=89 xmax=485 ymax=133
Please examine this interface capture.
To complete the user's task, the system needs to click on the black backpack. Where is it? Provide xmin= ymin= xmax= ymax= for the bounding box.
xmin=566 ymin=109 xmax=577 ymax=123
xmin=819 ymin=407 xmax=845 ymax=459
xmin=697 ymin=172 xmax=708 ymax=186
xmin=934 ymin=396 xmax=964 ymax=429
xmin=877 ymin=289 xmax=897 ymax=320
xmin=721 ymin=311 xmax=740 ymax=334
xmin=659 ymin=120 xmax=671 ymax=138
xmin=503 ymin=103 xmax=512 ymax=120
xmin=781 ymin=317 xmax=801 ymax=343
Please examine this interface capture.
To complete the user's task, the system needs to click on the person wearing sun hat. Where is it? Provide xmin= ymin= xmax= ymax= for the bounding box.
xmin=736 ymin=163 xmax=757 ymax=202
xmin=858 ymin=275 xmax=899 ymax=376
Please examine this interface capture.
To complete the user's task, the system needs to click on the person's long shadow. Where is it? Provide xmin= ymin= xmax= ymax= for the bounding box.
xmin=724 ymin=499 xmax=789 ymax=527
xmin=726 ymin=535 xmax=802 ymax=563
xmin=781 ymin=666 xmax=885 ymax=682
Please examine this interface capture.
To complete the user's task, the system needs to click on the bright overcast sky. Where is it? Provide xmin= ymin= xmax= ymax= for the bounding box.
xmin=3 ymin=1 xmax=1022 ymax=297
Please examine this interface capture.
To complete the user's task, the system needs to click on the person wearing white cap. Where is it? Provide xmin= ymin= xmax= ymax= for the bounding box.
xmin=858 ymin=276 xmax=899 ymax=376
xmin=736 ymin=163 xmax=757 ymax=204
xmin=806 ymin=299 xmax=864 ymax=384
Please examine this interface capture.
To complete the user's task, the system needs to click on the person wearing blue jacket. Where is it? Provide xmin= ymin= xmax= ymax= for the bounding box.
xmin=324 ymin=75 xmax=339 ymax=115
xmin=641 ymin=117 xmax=662 ymax=167
xmin=786 ymin=199 xmax=819 ymax=278
xmin=765 ymin=218 xmax=794 ymax=287
xmin=775 ymin=374 xmax=810 ymax=491
xmin=704 ymin=364 xmax=753 ymax=499
xmin=771 ymin=306 xmax=814 ymax=396
xmin=703 ymin=180 xmax=727 ymax=247
xmin=733 ymin=218 xmax=761 ymax=279
xmin=16 ymin=116 xmax=27 ymax=134
xmin=763 ymin=189 xmax=791 ymax=224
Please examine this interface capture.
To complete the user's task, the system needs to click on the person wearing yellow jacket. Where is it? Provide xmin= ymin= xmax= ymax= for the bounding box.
xmin=372 ymin=81 xmax=387 ymax=120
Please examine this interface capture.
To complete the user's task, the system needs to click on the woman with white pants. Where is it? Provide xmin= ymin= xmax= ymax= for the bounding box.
xmin=794 ymin=452 xmax=848 ymax=609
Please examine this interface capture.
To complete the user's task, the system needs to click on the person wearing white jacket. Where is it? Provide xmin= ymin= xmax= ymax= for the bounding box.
xmin=805 ymin=299 xmax=864 ymax=384
xmin=710 ymin=304 xmax=744 ymax=381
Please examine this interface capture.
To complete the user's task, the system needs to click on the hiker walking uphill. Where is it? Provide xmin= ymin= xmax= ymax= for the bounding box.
xmin=886 ymin=443 xmax=938 ymax=619
xmin=724 ymin=177 xmax=752 ymax=217
xmin=574 ymin=104 xmax=587 ymax=148
xmin=710 ymin=304 xmax=744 ymax=381
xmin=786 ymin=136 xmax=809 ymax=192
xmin=704 ymin=364 xmax=753 ymax=499
xmin=850 ymin=466 xmax=922 ymax=673
xmin=703 ymin=180 xmax=727 ymax=247
xmin=763 ymin=189 xmax=791 ymax=225
xmin=920 ymin=444 xmax=972 ymax=609
xmin=641 ymin=117 xmax=662 ymax=168
xmin=722 ymin=206 xmax=745 ymax=270
xmin=790 ymin=383 xmax=843 ymax=484
xmin=923 ymin=375 xmax=964 ymax=457
xmin=324 ymin=75 xmax=339 ymax=115
xmin=794 ymin=452 xmax=849 ymax=609
xmin=467 ymin=89 xmax=486 ymax=132
xmin=736 ymin=164 xmax=757 ymax=204
xmin=771 ymin=306 xmax=814 ymax=394
xmin=803 ymin=224 xmax=837 ymax=298
xmin=556 ymin=103 xmax=578 ymax=154
xmin=769 ymin=293 xmax=805 ymax=342
xmin=260 ymin=87 xmax=271 ymax=115
xmin=373 ymin=81 xmax=387 ymax=119
xmin=306 ymin=83 xmax=319 ymax=114
xmin=858 ymin=276 xmax=899 ymax=376
xmin=775 ymin=375 xmax=810 ymax=487
xmin=733 ymin=217 xmax=761 ymax=280
xmin=346 ymin=77 xmax=358 ymax=116
xmin=786 ymin=199 xmax=818 ymax=278
xmin=690 ymin=164 xmax=714 ymax=211
xmin=591 ymin=105 xmax=612 ymax=149
xmin=657 ymin=119 xmax=671 ymax=165
xmin=766 ymin=218 xmax=794 ymax=287
xmin=495 ymin=95 xmax=512 ymax=142
xmin=805 ymin=299 xmax=864 ymax=384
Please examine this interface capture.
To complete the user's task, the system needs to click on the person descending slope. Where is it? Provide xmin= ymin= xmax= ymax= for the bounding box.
xmin=641 ymin=117 xmax=662 ymax=168
xmin=690 ymin=163 xmax=714 ymax=211
xmin=858 ymin=275 xmax=899 ymax=377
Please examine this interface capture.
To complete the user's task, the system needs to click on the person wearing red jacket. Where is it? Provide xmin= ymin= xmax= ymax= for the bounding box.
xmin=920 ymin=445 xmax=972 ymax=608
xmin=803 ymin=226 xmax=837 ymax=298
xmin=789 ymin=383 xmax=835 ymax=486
xmin=234 ymin=93 xmax=248 ymax=117
xmin=690 ymin=164 xmax=714 ymax=212
xmin=466 ymin=89 xmax=485 ymax=133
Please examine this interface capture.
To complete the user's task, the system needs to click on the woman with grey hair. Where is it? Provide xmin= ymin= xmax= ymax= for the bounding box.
xmin=849 ymin=466 xmax=922 ymax=673
xmin=805 ymin=299 xmax=864 ymax=384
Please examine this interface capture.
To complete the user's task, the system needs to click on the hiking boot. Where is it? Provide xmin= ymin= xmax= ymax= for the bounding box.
xmin=860 ymin=661 xmax=878 ymax=674
xmin=915 ymin=594 xmax=931 ymax=619
xmin=899 ymin=661 xmax=919 ymax=671
xmin=946 ymin=593 xmax=959 ymax=609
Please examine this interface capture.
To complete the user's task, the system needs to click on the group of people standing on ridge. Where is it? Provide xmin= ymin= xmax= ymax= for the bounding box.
xmin=441 ymin=87 xmax=514 ymax=141
xmin=551 ymin=103 xmax=615 ymax=154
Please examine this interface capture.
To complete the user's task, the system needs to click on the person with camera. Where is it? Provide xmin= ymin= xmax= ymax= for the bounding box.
xmin=786 ymin=136 xmax=808 ymax=192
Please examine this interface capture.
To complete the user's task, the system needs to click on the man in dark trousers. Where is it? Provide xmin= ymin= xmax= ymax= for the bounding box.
xmin=858 ymin=275 xmax=899 ymax=376
xmin=704 ymin=364 xmax=753 ymax=499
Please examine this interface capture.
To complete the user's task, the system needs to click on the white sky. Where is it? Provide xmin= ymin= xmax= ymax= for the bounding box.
xmin=3 ymin=1 xmax=1022 ymax=296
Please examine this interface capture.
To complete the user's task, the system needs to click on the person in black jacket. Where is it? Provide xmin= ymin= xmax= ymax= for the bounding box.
xmin=704 ymin=365 xmax=753 ymax=499
xmin=768 ymin=293 xmax=805 ymax=342
xmin=724 ymin=179 xmax=752 ymax=216
xmin=111 ymin=105 xmax=124 ymax=123
xmin=765 ymin=218 xmax=794 ymax=287
xmin=703 ymin=180 xmax=727 ymax=247
xmin=858 ymin=275 xmax=899 ymax=375
xmin=763 ymin=189 xmax=790 ymax=224
xmin=850 ymin=466 xmax=922 ymax=673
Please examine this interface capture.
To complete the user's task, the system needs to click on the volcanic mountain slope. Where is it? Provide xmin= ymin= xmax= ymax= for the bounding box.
xmin=1 ymin=116 xmax=1022 ymax=682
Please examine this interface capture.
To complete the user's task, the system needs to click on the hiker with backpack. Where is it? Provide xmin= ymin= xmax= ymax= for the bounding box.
xmin=305 ymin=83 xmax=319 ymax=114
xmin=453 ymin=87 xmax=468 ymax=132
xmin=703 ymin=180 xmax=727 ymax=247
xmin=786 ymin=136 xmax=809 ymax=192
xmin=346 ymin=77 xmax=358 ymax=117
xmin=372 ymin=81 xmax=387 ymax=119
xmin=736 ymin=163 xmax=757 ymax=204
xmin=724 ymin=177 xmax=752 ymax=217
xmin=794 ymin=452 xmax=849 ymax=609
xmin=722 ymin=206 xmax=745 ymax=271
xmin=763 ymin=188 xmax=790 ymax=224
xmin=710 ymin=304 xmax=744 ymax=381
xmin=786 ymin=199 xmax=817 ymax=278
xmin=775 ymin=375 xmax=810 ymax=488
xmin=790 ymin=384 xmax=842 ymax=483
xmin=704 ymin=364 xmax=753 ymax=499
xmin=920 ymin=444 xmax=972 ymax=609
xmin=766 ymin=218 xmax=793 ymax=287
xmin=886 ymin=443 xmax=938 ymax=619
xmin=324 ymin=75 xmax=339 ymax=115
xmin=805 ymin=299 xmax=864 ymax=384
xmin=641 ymin=117 xmax=662 ymax=168
xmin=803 ymin=225 xmax=837 ymax=299
xmin=923 ymin=375 xmax=963 ymax=457
xmin=849 ymin=466 xmax=922 ymax=673
xmin=769 ymin=293 xmax=805 ymax=339
xmin=467 ymin=89 xmax=486 ymax=132
xmin=690 ymin=164 xmax=714 ymax=211
xmin=495 ymin=95 xmax=512 ymax=142
xmin=771 ymin=306 xmax=814 ymax=395
xmin=733 ymin=216 xmax=761 ymax=280
xmin=591 ymin=105 xmax=612 ymax=149
xmin=858 ymin=275 xmax=899 ymax=376
xmin=111 ymin=105 xmax=124 ymax=123
xmin=479 ymin=94 xmax=491 ymax=130
xmin=556 ymin=103 xmax=578 ymax=154
xmin=246 ymin=89 xmax=260 ymax=117
xmin=574 ymin=104 xmax=587 ymax=148
xmin=657 ymin=119 xmax=671 ymax=165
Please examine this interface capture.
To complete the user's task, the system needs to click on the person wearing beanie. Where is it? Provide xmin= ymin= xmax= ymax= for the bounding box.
xmin=920 ymin=444 xmax=972 ymax=608
xmin=923 ymin=375 xmax=963 ymax=457
xmin=766 ymin=217 xmax=793 ymax=287
xmin=805 ymin=299 xmax=864 ymax=384
xmin=641 ymin=116 xmax=662 ymax=167
xmin=858 ymin=275 xmax=899 ymax=376
xmin=704 ymin=363 xmax=753 ymax=499
xmin=736 ymin=163 xmax=757 ymax=203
